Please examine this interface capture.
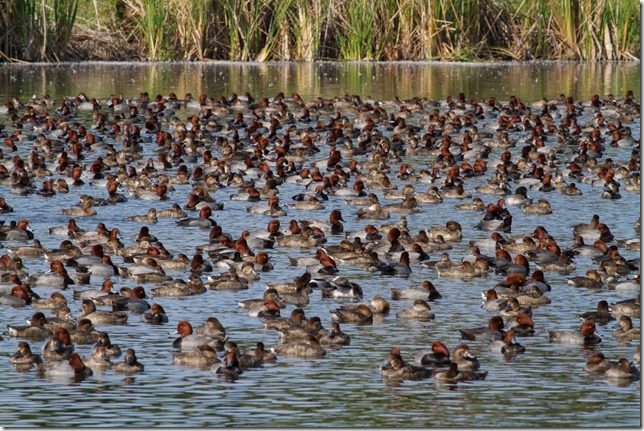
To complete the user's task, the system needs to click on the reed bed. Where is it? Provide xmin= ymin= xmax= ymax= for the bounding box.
xmin=0 ymin=0 xmax=639 ymax=62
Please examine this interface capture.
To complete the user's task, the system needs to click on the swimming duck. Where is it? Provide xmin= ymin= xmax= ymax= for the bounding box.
xmin=488 ymin=329 xmax=525 ymax=355
xmin=173 ymin=345 xmax=221 ymax=369
xmin=459 ymin=316 xmax=504 ymax=341
xmin=391 ymin=280 xmax=442 ymax=301
xmin=579 ymin=300 xmax=615 ymax=325
xmin=414 ymin=341 xmax=451 ymax=366
xmin=9 ymin=341 xmax=43 ymax=369
xmin=79 ymin=299 xmax=128 ymax=326
xmin=37 ymin=353 xmax=92 ymax=379
xmin=548 ymin=321 xmax=602 ymax=345
xmin=583 ymin=352 xmax=613 ymax=375
xmin=613 ymin=316 xmax=640 ymax=341
xmin=272 ymin=334 xmax=326 ymax=359
xmin=396 ymin=299 xmax=435 ymax=320
xmin=112 ymin=348 xmax=144 ymax=374
xmin=381 ymin=353 xmax=432 ymax=381
xmin=433 ymin=362 xmax=487 ymax=383
xmin=604 ymin=358 xmax=640 ymax=382
xmin=172 ymin=320 xmax=226 ymax=352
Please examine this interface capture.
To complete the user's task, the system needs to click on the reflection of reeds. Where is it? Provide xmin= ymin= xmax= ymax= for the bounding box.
xmin=0 ymin=0 xmax=639 ymax=62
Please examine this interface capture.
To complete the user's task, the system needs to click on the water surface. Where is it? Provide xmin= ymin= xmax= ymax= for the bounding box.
xmin=0 ymin=62 xmax=639 ymax=428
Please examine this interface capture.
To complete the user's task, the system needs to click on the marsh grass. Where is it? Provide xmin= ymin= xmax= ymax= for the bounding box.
xmin=0 ymin=0 xmax=639 ymax=62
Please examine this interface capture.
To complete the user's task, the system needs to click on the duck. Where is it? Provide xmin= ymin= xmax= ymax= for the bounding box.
xmin=9 ymin=341 xmax=43 ymax=369
xmin=173 ymin=345 xmax=221 ymax=369
xmin=7 ymin=311 xmax=53 ymax=341
xmin=79 ymin=299 xmax=128 ymax=325
xmin=272 ymin=334 xmax=326 ymax=359
xmin=488 ymin=329 xmax=525 ymax=355
xmin=31 ymin=291 xmax=68 ymax=309
xmin=427 ymin=221 xmax=462 ymax=242
xmin=396 ymin=299 xmax=435 ymax=320
xmin=459 ymin=316 xmax=504 ymax=341
xmin=433 ymin=362 xmax=487 ymax=383
xmin=454 ymin=197 xmax=485 ymax=211
xmin=452 ymin=344 xmax=481 ymax=371
xmin=583 ymin=352 xmax=613 ymax=374
xmin=125 ymin=208 xmax=158 ymax=223
xmin=112 ymin=348 xmax=144 ymax=374
xmin=380 ymin=353 xmax=432 ymax=381
xmin=156 ymin=203 xmax=188 ymax=218
xmin=37 ymin=353 xmax=92 ymax=378
xmin=579 ymin=300 xmax=615 ymax=325
xmin=567 ymin=269 xmax=604 ymax=289
xmin=610 ymin=294 xmax=640 ymax=318
xmin=175 ymin=206 xmax=217 ymax=227
xmin=481 ymin=289 xmax=508 ymax=312
xmin=320 ymin=277 xmax=364 ymax=300
xmin=82 ymin=345 xmax=113 ymax=371
xmin=548 ymin=321 xmax=602 ymax=345
xmin=604 ymin=358 xmax=640 ymax=382
xmin=112 ymin=285 xmax=150 ymax=313
xmin=318 ymin=322 xmax=351 ymax=347
xmin=613 ymin=316 xmax=640 ymax=341
xmin=264 ymin=308 xmax=307 ymax=331
xmin=391 ymin=280 xmax=442 ymax=301
xmin=69 ymin=319 xmax=100 ymax=345
xmin=331 ymin=303 xmax=373 ymax=325
xmin=379 ymin=251 xmax=412 ymax=277
xmin=92 ymin=331 xmax=122 ymax=358
xmin=414 ymin=341 xmax=451 ymax=366
xmin=41 ymin=327 xmax=75 ymax=361
xmin=172 ymin=320 xmax=226 ymax=352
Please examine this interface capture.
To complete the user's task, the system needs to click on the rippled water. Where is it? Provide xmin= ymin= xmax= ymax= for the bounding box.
xmin=0 ymin=62 xmax=640 ymax=427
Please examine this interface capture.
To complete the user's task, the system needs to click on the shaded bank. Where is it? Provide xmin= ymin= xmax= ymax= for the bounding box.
xmin=1 ymin=0 xmax=640 ymax=63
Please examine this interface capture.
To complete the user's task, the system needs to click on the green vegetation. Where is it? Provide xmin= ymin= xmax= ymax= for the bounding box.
xmin=0 ymin=0 xmax=639 ymax=62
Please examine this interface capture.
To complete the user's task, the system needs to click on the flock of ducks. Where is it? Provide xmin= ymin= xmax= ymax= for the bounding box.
xmin=0 ymin=89 xmax=640 ymax=390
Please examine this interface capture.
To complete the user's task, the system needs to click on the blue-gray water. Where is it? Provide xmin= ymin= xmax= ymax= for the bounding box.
xmin=0 ymin=62 xmax=639 ymax=427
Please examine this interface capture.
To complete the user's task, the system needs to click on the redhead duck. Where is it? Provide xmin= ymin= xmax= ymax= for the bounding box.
xmin=79 ymin=299 xmax=128 ymax=325
xmin=345 ymin=191 xmax=379 ymax=207
xmin=278 ymin=317 xmax=325 ymax=343
xmin=391 ymin=280 xmax=442 ymax=302
xmin=579 ymin=300 xmax=615 ymax=325
xmin=73 ymin=279 xmax=115 ymax=302
xmin=92 ymin=331 xmax=122 ymax=358
xmin=287 ymin=196 xmax=325 ymax=211
xmin=206 ymin=271 xmax=249 ymax=291
xmin=112 ymin=285 xmax=150 ymax=313
xmin=305 ymin=209 xmax=345 ymax=235
xmin=264 ymin=308 xmax=307 ymax=331
xmin=246 ymin=196 xmax=286 ymax=217
xmin=31 ymin=291 xmax=68 ymax=309
xmin=500 ymin=297 xmax=532 ymax=319
xmin=156 ymin=203 xmax=188 ymax=218
xmin=272 ymin=334 xmax=326 ymax=359
xmin=112 ymin=348 xmax=144 ymax=374
xmin=29 ymin=260 xmax=74 ymax=288
xmin=481 ymin=289 xmax=508 ymax=312
xmin=610 ymin=294 xmax=640 ymax=318
xmin=237 ymin=288 xmax=285 ymax=309
xmin=210 ymin=350 xmax=244 ymax=378
xmin=428 ymin=221 xmax=462 ymax=242
xmin=396 ymin=299 xmax=435 ymax=320
xmin=413 ymin=186 xmax=443 ymax=204
xmin=7 ymin=311 xmax=52 ymax=341
xmin=176 ymin=206 xmax=216 ymax=227
xmin=441 ymin=184 xmax=472 ymax=200
xmin=521 ymin=199 xmax=553 ymax=215
xmin=10 ymin=341 xmax=43 ymax=369
xmin=278 ymin=284 xmax=311 ymax=307
xmin=173 ymin=320 xmax=226 ymax=352
xmin=433 ymin=362 xmax=488 ymax=383
xmin=488 ymin=329 xmax=525 ymax=355
xmin=567 ymin=269 xmax=604 ymax=289
xmin=241 ymin=342 xmax=278 ymax=364
xmin=331 ymin=303 xmax=373 ymax=325
xmin=173 ymin=345 xmax=221 ymax=369
xmin=42 ymin=327 xmax=75 ymax=361
xmin=70 ymin=319 xmax=100 ymax=345
xmin=43 ymin=306 xmax=77 ymax=332
xmin=604 ymin=358 xmax=640 ymax=382
xmin=318 ymin=322 xmax=351 ymax=347
xmin=453 ymin=344 xmax=481 ymax=371
xmin=321 ymin=277 xmax=364 ymax=300
xmin=37 ymin=353 xmax=92 ymax=379
xmin=151 ymin=277 xmax=206 ymax=297
xmin=437 ymin=260 xmax=486 ymax=279
xmin=247 ymin=299 xmax=282 ymax=318
xmin=381 ymin=353 xmax=431 ymax=381
xmin=379 ymin=251 xmax=412 ymax=278
xmin=414 ymin=341 xmax=451 ymax=366
xmin=125 ymin=208 xmax=158 ymax=223
xmin=459 ymin=316 xmax=504 ymax=341
xmin=548 ymin=321 xmax=601 ymax=345
xmin=584 ymin=352 xmax=613 ymax=374
xmin=7 ymin=239 xmax=45 ymax=257
xmin=0 ymin=218 xmax=34 ymax=240
xmin=454 ymin=197 xmax=485 ymax=211
xmin=82 ymin=345 xmax=112 ymax=371
xmin=61 ymin=196 xmax=96 ymax=217
xmin=613 ymin=316 xmax=640 ymax=341
xmin=507 ymin=313 xmax=535 ymax=337
xmin=356 ymin=203 xmax=390 ymax=220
